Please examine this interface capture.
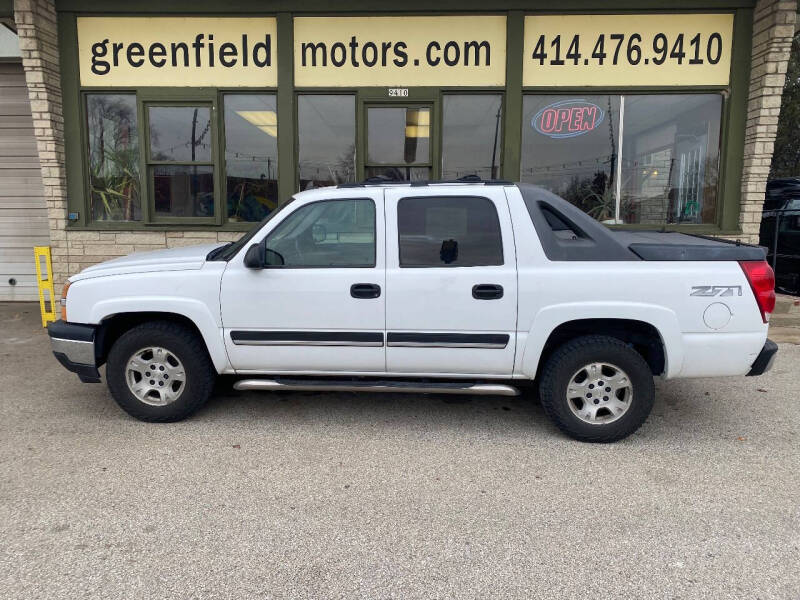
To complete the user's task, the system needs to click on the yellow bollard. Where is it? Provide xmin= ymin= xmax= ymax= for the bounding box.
xmin=33 ymin=246 xmax=57 ymax=328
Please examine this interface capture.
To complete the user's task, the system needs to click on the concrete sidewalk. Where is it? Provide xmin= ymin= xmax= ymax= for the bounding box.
xmin=770 ymin=293 xmax=800 ymax=343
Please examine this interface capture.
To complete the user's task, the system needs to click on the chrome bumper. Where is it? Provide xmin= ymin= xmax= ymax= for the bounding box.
xmin=47 ymin=320 xmax=101 ymax=383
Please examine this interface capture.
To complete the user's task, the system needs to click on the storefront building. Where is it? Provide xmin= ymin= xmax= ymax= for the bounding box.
xmin=3 ymin=0 xmax=797 ymax=293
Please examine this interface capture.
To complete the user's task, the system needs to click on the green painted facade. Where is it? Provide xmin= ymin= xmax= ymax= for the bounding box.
xmin=55 ymin=0 xmax=756 ymax=234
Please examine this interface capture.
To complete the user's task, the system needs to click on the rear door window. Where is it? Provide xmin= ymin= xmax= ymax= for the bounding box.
xmin=397 ymin=196 xmax=503 ymax=267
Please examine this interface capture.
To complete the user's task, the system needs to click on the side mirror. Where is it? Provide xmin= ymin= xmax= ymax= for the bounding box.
xmin=243 ymin=243 xmax=265 ymax=269
xmin=264 ymin=247 xmax=285 ymax=267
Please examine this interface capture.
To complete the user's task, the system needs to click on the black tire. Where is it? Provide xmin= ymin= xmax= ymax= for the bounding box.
xmin=106 ymin=321 xmax=216 ymax=422
xmin=539 ymin=335 xmax=655 ymax=443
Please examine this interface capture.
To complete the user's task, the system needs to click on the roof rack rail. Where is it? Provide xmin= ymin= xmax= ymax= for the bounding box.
xmin=337 ymin=175 xmax=512 ymax=189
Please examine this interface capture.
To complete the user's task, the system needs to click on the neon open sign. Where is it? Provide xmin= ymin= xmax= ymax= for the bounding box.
xmin=532 ymin=99 xmax=605 ymax=139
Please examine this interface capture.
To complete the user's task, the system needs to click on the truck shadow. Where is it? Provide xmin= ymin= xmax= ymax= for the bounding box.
xmin=201 ymin=380 xmax=558 ymax=437
xmin=192 ymin=377 xmax=732 ymax=442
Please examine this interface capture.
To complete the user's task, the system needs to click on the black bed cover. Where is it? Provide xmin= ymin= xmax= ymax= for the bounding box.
xmin=611 ymin=230 xmax=766 ymax=261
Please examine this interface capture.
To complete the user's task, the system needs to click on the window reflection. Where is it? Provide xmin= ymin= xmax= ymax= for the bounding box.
xmin=621 ymin=94 xmax=721 ymax=225
xmin=442 ymin=95 xmax=502 ymax=179
xmin=520 ymin=94 xmax=722 ymax=225
xmin=224 ymin=94 xmax=278 ymax=222
xmin=149 ymin=106 xmax=211 ymax=162
xmin=367 ymin=107 xmax=430 ymax=165
xmin=86 ymin=94 xmax=140 ymax=221
xmin=298 ymin=95 xmax=355 ymax=190
xmin=521 ymin=95 xmax=621 ymax=220
xmin=365 ymin=166 xmax=430 ymax=182
xmin=152 ymin=165 xmax=214 ymax=217
xmin=266 ymin=199 xmax=376 ymax=267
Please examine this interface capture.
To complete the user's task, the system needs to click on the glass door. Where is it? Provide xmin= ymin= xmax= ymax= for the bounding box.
xmin=364 ymin=104 xmax=433 ymax=181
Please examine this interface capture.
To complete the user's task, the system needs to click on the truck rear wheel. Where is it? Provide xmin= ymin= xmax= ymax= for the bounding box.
xmin=106 ymin=321 xmax=215 ymax=422
xmin=539 ymin=335 xmax=655 ymax=442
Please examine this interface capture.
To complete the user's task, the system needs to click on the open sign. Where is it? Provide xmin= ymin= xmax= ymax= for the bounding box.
xmin=532 ymin=99 xmax=605 ymax=139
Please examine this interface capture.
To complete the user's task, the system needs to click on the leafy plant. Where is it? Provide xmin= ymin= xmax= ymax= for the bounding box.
xmin=90 ymin=146 xmax=140 ymax=221
xmin=87 ymin=95 xmax=140 ymax=221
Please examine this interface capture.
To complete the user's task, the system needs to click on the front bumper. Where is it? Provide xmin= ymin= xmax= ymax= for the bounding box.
xmin=746 ymin=339 xmax=778 ymax=376
xmin=47 ymin=320 xmax=101 ymax=383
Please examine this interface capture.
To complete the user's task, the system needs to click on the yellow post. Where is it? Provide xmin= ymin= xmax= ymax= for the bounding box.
xmin=33 ymin=246 xmax=57 ymax=328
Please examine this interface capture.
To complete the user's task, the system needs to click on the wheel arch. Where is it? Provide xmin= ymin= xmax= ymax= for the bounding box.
xmin=92 ymin=304 xmax=230 ymax=374
xmin=520 ymin=304 xmax=682 ymax=380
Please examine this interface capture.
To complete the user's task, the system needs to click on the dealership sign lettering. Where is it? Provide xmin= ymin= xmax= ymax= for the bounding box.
xmin=533 ymin=100 xmax=604 ymax=139
xmin=77 ymin=17 xmax=278 ymax=87
xmin=293 ymin=16 xmax=506 ymax=87
xmin=523 ymin=14 xmax=733 ymax=87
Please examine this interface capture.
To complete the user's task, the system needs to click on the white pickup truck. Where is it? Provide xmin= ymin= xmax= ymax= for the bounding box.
xmin=48 ymin=181 xmax=777 ymax=442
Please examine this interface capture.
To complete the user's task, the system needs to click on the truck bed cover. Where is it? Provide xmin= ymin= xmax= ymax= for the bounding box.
xmin=517 ymin=183 xmax=766 ymax=262
xmin=611 ymin=231 xmax=766 ymax=262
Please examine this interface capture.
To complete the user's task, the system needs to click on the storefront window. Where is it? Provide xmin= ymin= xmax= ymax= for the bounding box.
xmin=620 ymin=94 xmax=721 ymax=225
xmin=366 ymin=106 xmax=431 ymax=181
xmin=86 ymin=94 xmax=141 ymax=221
xmin=521 ymin=94 xmax=722 ymax=225
xmin=521 ymin=95 xmax=621 ymax=220
xmin=442 ymin=95 xmax=503 ymax=180
xmin=148 ymin=105 xmax=214 ymax=218
xmin=298 ymin=95 xmax=356 ymax=190
xmin=224 ymin=94 xmax=278 ymax=222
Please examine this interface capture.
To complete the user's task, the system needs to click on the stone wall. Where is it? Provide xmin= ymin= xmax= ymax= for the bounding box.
xmin=14 ymin=1 xmax=242 ymax=297
xmin=14 ymin=0 xmax=65 ymax=289
xmin=736 ymin=0 xmax=797 ymax=243
xmin=13 ymin=0 xmax=797 ymax=293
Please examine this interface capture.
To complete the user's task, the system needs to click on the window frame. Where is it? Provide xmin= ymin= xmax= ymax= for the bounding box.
xmin=396 ymin=194 xmax=505 ymax=268
xmin=79 ymin=87 xmax=281 ymax=229
xmin=144 ymin=98 xmax=218 ymax=225
xmin=221 ymin=91 xmax=280 ymax=224
xmin=61 ymin=11 xmax=750 ymax=236
xmin=441 ymin=92 xmax=505 ymax=181
xmin=363 ymin=101 xmax=435 ymax=179
xmin=519 ymin=89 xmax=727 ymax=231
xmin=263 ymin=197 xmax=378 ymax=269
xmin=294 ymin=92 xmax=358 ymax=192
xmin=83 ymin=91 xmax=142 ymax=224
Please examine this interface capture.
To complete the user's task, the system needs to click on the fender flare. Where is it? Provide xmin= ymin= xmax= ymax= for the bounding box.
xmin=520 ymin=302 xmax=683 ymax=379
xmin=90 ymin=297 xmax=231 ymax=374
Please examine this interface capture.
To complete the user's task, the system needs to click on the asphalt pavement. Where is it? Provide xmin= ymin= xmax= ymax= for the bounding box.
xmin=1 ymin=302 xmax=798 ymax=599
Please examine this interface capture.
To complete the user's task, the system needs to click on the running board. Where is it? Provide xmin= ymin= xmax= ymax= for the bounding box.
xmin=233 ymin=378 xmax=520 ymax=396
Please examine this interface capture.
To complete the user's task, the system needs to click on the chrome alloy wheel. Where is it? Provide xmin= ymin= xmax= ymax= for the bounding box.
xmin=566 ymin=362 xmax=632 ymax=425
xmin=125 ymin=346 xmax=186 ymax=406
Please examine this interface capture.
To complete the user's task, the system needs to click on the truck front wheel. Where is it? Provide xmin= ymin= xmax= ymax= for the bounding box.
xmin=106 ymin=321 xmax=216 ymax=422
xmin=539 ymin=335 xmax=655 ymax=442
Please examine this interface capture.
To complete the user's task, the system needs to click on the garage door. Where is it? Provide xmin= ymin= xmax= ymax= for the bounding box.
xmin=0 ymin=62 xmax=49 ymax=301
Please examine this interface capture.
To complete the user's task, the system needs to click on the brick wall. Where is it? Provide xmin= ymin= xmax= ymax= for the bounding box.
xmin=736 ymin=0 xmax=797 ymax=243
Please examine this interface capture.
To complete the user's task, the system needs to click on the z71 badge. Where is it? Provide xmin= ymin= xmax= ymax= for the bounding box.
xmin=690 ymin=285 xmax=743 ymax=297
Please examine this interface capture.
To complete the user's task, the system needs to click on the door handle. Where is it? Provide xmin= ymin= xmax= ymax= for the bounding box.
xmin=472 ymin=284 xmax=504 ymax=300
xmin=350 ymin=283 xmax=381 ymax=299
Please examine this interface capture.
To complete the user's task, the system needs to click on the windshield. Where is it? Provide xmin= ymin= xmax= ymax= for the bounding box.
xmin=207 ymin=197 xmax=296 ymax=262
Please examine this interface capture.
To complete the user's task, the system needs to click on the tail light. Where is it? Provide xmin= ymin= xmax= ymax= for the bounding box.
xmin=739 ymin=261 xmax=776 ymax=323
